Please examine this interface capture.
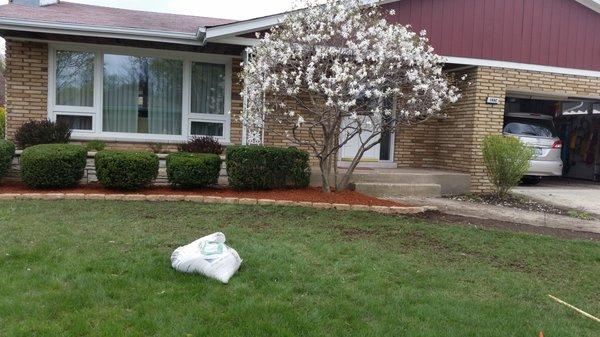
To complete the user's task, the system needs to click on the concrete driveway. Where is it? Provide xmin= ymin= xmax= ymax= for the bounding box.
xmin=513 ymin=178 xmax=600 ymax=216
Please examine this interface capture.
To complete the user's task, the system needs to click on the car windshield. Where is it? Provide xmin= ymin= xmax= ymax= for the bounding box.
xmin=503 ymin=117 xmax=557 ymax=138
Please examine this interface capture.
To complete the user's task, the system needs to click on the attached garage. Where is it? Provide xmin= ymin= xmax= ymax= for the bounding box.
xmin=505 ymin=95 xmax=600 ymax=182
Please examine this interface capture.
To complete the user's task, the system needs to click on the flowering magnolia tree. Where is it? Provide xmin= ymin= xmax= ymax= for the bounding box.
xmin=241 ymin=0 xmax=460 ymax=192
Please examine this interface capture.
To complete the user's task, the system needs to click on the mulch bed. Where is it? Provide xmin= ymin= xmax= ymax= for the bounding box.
xmin=0 ymin=183 xmax=405 ymax=207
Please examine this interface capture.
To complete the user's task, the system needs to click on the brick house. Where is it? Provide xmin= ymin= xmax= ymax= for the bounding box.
xmin=1 ymin=0 xmax=600 ymax=193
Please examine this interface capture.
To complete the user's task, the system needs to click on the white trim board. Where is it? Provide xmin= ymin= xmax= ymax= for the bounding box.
xmin=444 ymin=56 xmax=600 ymax=78
xmin=0 ymin=18 xmax=205 ymax=46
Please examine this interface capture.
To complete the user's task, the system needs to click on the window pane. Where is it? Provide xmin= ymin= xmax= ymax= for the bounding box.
xmin=56 ymin=51 xmax=94 ymax=107
xmin=103 ymin=54 xmax=182 ymax=135
xmin=56 ymin=115 xmax=93 ymax=130
xmin=191 ymin=121 xmax=223 ymax=137
xmin=191 ymin=62 xmax=225 ymax=114
xmin=562 ymin=101 xmax=590 ymax=115
xmin=503 ymin=118 xmax=557 ymax=137
xmin=593 ymin=103 xmax=600 ymax=114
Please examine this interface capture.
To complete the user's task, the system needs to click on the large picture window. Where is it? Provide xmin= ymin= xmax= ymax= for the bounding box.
xmin=48 ymin=45 xmax=231 ymax=142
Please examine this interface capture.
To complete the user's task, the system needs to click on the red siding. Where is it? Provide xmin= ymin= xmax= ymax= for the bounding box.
xmin=382 ymin=0 xmax=600 ymax=71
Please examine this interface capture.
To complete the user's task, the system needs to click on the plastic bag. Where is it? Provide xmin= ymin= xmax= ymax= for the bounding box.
xmin=171 ymin=232 xmax=242 ymax=284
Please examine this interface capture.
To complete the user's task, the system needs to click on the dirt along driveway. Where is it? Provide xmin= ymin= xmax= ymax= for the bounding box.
xmin=513 ymin=178 xmax=600 ymax=217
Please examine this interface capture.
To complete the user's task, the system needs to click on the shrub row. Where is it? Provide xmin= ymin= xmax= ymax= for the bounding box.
xmin=9 ymin=142 xmax=309 ymax=191
xmin=226 ymin=146 xmax=310 ymax=190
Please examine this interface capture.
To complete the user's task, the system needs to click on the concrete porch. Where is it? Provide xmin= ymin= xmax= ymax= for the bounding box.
xmin=310 ymin=168 xmax=471 ymax=198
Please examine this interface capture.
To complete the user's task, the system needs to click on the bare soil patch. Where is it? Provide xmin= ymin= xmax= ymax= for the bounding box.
xmin=415 ymin=211 xmax=600 ymax=241
xmin=449 ymin=193 xmax=569 ymax=216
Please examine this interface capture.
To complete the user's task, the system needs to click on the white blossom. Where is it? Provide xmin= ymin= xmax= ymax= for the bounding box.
xmin=240 ymin=0 xmax=461 ymax=191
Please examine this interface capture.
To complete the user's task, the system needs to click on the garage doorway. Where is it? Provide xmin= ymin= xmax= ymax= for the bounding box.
xmin=505 ymin=96 xmax=600 ymax=182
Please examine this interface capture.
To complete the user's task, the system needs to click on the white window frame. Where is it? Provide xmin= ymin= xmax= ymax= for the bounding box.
xmin=48 ymin=42 xmax=233 ymax=144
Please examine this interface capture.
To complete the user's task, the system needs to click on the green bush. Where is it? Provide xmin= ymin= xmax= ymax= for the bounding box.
xmin=95 ymin=150 xmax=159 ymax=190
xmin=0 ymin=107 xmax=6 ymax=139
xmin=85 ymin=140 xmax=106 ymax=152
xmin=166 ymin=152 xmax=221 ymax=188
xmin=0 ymin=139 xmax=15 ymax=179
xmin=483 ymin=135 xmax=534 ymax=198
xmin=226 ymin=146 xmax=310 ymax=190
xmin=21 ymin=144 xmax=87 ymax=188
xmin=14 ymin=120 xmax=71 ymax=149
xmin=178 ymin=136 xmax=223 ymax=155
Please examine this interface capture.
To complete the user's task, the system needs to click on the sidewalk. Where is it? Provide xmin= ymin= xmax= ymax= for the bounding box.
xmin=396 ymin=197 xmax=600 ymax=234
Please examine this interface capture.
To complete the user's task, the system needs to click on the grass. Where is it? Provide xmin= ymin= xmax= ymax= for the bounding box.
xmin=0 ymin=200 xmax=598 ymax=337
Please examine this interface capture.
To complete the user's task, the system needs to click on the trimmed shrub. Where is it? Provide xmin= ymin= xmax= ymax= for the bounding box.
xmin=0 ymin=140 xmax=15 ymax=179
xmin=21 ymin=144 xmax=87 ymax=188
xmin=167 ymin=152 xmax=222 ymax=188
xmin=95 ymin=150 xmax=159 ymax=190
xmin=226 ymin=146 xmax=311 ymax=190
xmin=178 ymin=136 xmax=223 ymax=155
xmin=483 ymin=135 xmax=534 ymax=198
xmin=14 ymin=120 xmax=71 ymax=149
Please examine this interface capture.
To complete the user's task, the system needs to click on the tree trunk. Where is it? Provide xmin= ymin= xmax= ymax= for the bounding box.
xmin=338 ymin=156 xmax=360 ymax=190
xmin=338 ymin=139 xmax=381 ymax=190
xmin=319 ymin=157 xmax=332 ymax=193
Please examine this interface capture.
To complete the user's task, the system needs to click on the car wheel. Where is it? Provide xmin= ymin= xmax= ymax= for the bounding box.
xmin=521 ymin=176 xmax=541 ymax=185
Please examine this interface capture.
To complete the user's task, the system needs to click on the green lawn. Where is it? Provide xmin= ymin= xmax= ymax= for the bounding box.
xmin=0 ymin=200 xmax=598 ymax=337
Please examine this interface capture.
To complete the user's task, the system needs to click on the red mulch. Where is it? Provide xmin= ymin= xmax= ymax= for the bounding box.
xmin=0 ymin=183 xmax=406 ymax=207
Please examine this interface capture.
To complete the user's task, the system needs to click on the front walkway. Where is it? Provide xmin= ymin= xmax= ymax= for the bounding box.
xmin=513 ymin=178 xmax=600 ymax=217
xmin=396 ymin=197 xmax=600 ymax=234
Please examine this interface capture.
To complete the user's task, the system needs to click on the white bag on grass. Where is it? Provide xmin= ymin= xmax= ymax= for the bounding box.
xmin=171 ymin=232 xmax=242 ymax=284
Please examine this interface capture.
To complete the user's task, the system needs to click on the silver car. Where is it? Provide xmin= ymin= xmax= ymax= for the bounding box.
xmin=503 ymin=113 xmax=563 ymax=184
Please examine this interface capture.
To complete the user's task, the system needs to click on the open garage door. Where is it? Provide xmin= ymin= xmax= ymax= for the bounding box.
xmin=505 ymin=96 xmax=600 ymax=182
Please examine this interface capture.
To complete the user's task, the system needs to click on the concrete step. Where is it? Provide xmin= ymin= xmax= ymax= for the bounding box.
xmin=353 ymin=182 xmax=442 ymax=198
xmin=311 ymin=169 xmax=470 ymax=196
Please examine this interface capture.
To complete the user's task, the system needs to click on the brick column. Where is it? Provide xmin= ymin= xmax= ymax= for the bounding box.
xmin=5 ymin=40 xmax=49 ymax=141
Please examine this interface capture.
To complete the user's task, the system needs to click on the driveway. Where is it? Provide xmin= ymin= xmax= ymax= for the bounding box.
xmin=513 ymin=178 xmax=600 ymax=216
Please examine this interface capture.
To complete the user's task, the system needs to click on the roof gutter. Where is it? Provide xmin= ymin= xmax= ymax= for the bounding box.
xmin=0 ymin=17 xmax=207 ymax=45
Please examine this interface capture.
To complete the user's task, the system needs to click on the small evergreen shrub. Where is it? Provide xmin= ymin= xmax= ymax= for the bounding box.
xmin=166 ymin=153 xmax=221 ymax=188
xmin=84 ymin=140 xmax=106 ymax=152
xmin=483 ymin=135 xmax=534 ymax=198
xmin=0 ymin=107 xmax=6 ymax=139
xmin=14 ymin=120 xmax=71 ymax=149
xmin=0 ymin=140 xmax=15 ymax=179
xmin=20 ymin=144 xmax=86 ymax=188
xmin=178 ymin=136 xmax=223 ymax=155
xmin=95 ymin=150 xmax=159 ymax=190
xmin=226 ymin=146 xmax=311 ymax=190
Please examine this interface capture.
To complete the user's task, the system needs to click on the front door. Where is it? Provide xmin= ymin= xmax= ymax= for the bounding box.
xmin=339 ymin=117 xmax=392 ymax=163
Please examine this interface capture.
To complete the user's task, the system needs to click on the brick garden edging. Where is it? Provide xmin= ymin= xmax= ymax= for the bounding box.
xmin=0 ymin=193 xmax=436 ymax=215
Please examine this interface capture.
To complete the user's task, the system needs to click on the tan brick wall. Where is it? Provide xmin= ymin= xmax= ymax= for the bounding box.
xmin=5 ymin=40 xmax=49 ymax=140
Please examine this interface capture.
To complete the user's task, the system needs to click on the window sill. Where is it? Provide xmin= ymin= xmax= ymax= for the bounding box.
xmin=71 ymin=132 xmax=232 ymax=145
